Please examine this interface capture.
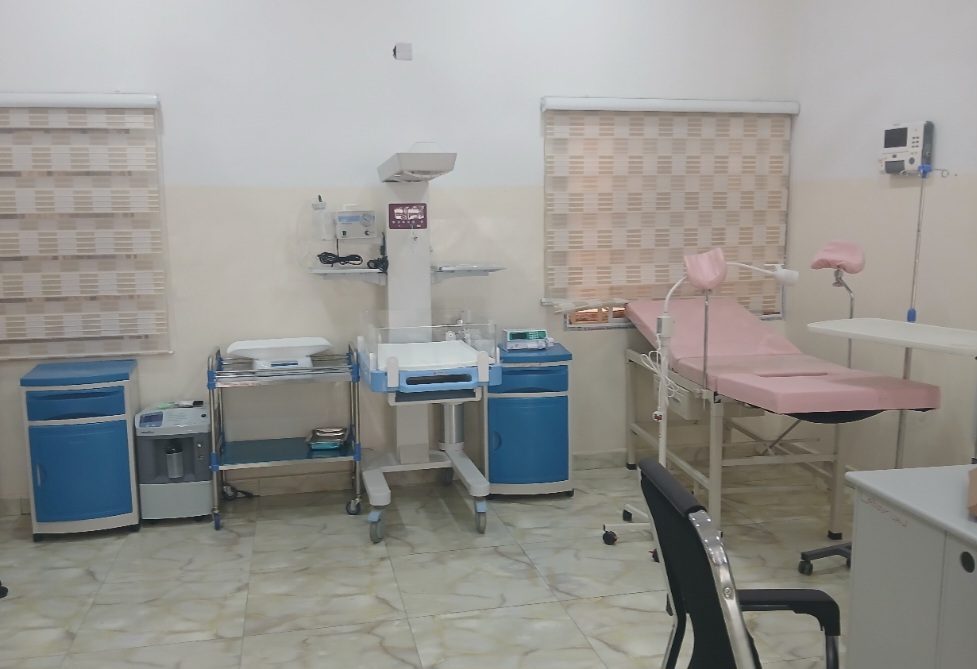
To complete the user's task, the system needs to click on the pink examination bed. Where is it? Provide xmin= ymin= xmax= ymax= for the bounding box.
xmin=623 ymin=297 xmax=940 ymax=531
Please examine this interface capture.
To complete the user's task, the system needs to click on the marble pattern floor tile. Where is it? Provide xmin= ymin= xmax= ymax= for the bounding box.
xmin=410 ymin=602 xmax=608 ymax=669
xmin=520 ymin=536 xmax=665 ymax=600
xmin=70 ymin=575 xmax=249 ymax=653
xmin=240 ymin=620 xmax=422 ymax=669
xmin=560 ymin=592 xmax=674 ymax=669
xmin=391 ymin=545 xmax=557 ymax=617
xmin=0 ymin=656 xmax=66 ymax=669
xmin=244 ymin=557 xmax=406 ymax=635
xmin=61 ymin=638 xmax=242 ymax=669
xmin=251 ymin=519 xmax=389 ymax=572
xmin=0 ymin=464 xmax=851 ymax=668
xmin=489 ymin=489 xmax=624 ymax=544
xmin=379 ymin=486 xmax=518 ymax=556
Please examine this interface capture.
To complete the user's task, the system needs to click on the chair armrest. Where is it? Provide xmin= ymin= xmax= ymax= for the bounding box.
xmin=738 ymin=588 xmax=841 ymax=636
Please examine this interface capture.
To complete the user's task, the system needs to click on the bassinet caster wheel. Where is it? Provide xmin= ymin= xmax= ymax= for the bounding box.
xmin=213 ymin=513 xmax=222 ymax=531
xmin=475 ymin=511 xmax=487 ymax=534
xmin=440 ymin=468 xmax=454 ymax=486
xmin=345 ymin=499 xmax=362 ymax=515
xmin=798 ymin=559 xmax=814 ymax=576
xmin=369 ymin=517 xmax=384 ymax=543
xmin=602 ymin=530 xmax=618 ymax=545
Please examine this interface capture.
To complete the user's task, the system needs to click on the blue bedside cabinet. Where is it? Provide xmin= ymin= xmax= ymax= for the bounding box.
xmin=484 ymin=344 xmax=573 ymax=496
xmin=21 ymin=360 xmax=141 ymax=541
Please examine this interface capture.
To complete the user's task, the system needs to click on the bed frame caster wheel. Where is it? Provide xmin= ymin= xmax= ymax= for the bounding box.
xmin=626 ymin=463 xmax=637 ymax=470
xmin=565 ymin=489 xmax=574 ymax=497
xmin=475 ymin=511 xmax=487 ymax=534
xmin=622 ymin=509 xmax=633 ymax=522
xmin=345 ymin=500 xmax=361 ymax=515
xmin=369 ymin=517 xmax=384 ymax=543
xmin=798 ymin=559 xmax=814 ymax=576
xmin=32 ymin=533 xmax=43 ymax=543
xmin=440 ymin=468 xmax=454 ymax=486
xmin=603 ymin=530 xmax=618 ymax=546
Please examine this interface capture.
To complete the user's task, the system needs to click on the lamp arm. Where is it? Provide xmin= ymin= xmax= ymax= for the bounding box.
xmin=727 ymin=261 xmax=799 ymax=286
xmin=663 ymin=275 xmax=687 ymax=313
xmin=727 ymin=261 xmax=773 ymax=277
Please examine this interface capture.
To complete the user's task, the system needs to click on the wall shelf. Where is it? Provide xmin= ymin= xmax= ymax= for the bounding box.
xmin=311 ymin=264 xmax=504 ymax=285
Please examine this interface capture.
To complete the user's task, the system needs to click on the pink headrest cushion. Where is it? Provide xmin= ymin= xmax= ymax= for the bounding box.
xmin=810 ymin=240 xmax=865 ymax=274
xmin=684 ymin=248 xmax=728 ymax=291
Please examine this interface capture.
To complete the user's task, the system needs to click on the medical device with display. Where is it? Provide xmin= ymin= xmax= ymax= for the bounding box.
xmin=879 ymin=121 xmax=934 ymax=174
xmin=334 ymin=209 xmax=376 ymax=239
xmin=503 ymin=328 xmax=551 ymax=350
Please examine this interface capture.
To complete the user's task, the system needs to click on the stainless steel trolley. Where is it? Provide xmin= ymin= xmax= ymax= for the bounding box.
xmin=206 ymin=346 xmax=363 ymax=529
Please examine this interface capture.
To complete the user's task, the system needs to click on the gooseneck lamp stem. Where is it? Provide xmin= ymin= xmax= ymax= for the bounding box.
xmin=656 ymin=276 xmax=687 ymax=465
xmin=654 ymin=260 xmax=794 ymax=468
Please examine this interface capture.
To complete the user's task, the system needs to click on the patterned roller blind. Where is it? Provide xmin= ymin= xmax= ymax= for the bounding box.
xmin=543 ymin=110 xmax=792 ymax=315
xmin=0 ymin=105 xmax=170 ymax=359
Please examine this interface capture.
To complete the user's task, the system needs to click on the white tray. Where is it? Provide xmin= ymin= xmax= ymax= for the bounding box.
xmin=227 ymin=337 xmax=332 ymax=362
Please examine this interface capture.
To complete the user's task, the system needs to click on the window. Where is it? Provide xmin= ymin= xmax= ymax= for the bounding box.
xmin=0 ymin=94 xmax=170 ymax=360
xmin=542 ymin=99 xmax=795 ymax=327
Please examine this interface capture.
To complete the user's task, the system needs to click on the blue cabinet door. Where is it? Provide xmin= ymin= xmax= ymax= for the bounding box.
xmin=487 ymin=396 xmax=569 ymax=484
xmin=28 ymin=420 xmax=133 ymax=522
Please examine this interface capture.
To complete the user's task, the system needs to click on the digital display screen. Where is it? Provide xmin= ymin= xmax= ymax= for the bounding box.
xmin=507 ymin=330 xmax=545 ymax=340
xmin=884 ymin=127 xmax=909 ymax=149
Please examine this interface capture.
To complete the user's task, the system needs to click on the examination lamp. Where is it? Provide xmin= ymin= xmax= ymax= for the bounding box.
xmin=653 ymin=248 xmax=798 ymax=465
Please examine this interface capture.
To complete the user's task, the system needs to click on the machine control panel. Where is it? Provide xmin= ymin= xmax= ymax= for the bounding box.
xmin=136 ymin=406 xmax=210 ymax=436
xmin=504 ymin=328 xmax=552 ymax=350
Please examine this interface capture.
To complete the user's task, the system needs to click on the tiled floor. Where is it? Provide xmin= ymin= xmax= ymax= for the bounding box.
xmin=0 ymin=464 xmax=852 ymax=668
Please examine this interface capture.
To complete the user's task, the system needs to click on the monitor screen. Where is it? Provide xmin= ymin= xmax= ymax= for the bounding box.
xmin=884 ymin=127 xmax=909 ymax=149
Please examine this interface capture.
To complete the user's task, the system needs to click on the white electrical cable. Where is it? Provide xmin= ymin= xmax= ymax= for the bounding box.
xmin=637 ymin=343 xmax=681 ymax=401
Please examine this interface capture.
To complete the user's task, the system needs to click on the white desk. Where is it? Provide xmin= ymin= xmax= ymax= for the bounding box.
xmin=846 ymin=466 xmax=977 ymax=669
xmin=808 ymin=318 xmax=977 ymax=357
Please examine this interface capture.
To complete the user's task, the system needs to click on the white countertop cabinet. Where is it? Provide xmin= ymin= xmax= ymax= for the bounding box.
xmin=846 ymin=465 xmax=977 ymax=669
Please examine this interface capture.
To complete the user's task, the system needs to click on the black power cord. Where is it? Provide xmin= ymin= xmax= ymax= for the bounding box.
xmin=366 ymin=233 xmax=389 ymax=273
xmin=317 ymin=251 xmax=363 ymax=266
xmin=367 ymin=255 xmax=388 ymax=272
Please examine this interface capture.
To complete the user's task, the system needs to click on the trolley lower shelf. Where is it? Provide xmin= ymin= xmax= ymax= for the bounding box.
xmin=220 ymin=438 xmax=353 ymax=468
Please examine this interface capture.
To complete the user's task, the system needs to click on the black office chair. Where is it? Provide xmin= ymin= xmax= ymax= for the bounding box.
xmin=638 ymin=458 xmax=840 ymax=669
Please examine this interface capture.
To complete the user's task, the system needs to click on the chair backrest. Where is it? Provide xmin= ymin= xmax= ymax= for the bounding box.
xmin=639 ymin=458 xmax=760 ymax=669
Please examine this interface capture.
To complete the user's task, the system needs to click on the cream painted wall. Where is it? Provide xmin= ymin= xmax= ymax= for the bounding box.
xmin=787 ymin=0 xmax=977 ymax=468
xmin=0 ymin=1 xmax=796 ymax=505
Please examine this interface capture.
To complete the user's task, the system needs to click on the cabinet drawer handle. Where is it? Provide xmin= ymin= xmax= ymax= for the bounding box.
xmin=35 ymin=464 xmax=43 ymax=487
xmin=962 ymin=551 xmax=975 ymax=574
xmin=491 ymin=431 xmax=502 ymax=451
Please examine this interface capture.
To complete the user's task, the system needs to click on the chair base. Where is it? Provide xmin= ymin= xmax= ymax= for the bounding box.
xmin=798 ymin=541 xmax=852 ymax=575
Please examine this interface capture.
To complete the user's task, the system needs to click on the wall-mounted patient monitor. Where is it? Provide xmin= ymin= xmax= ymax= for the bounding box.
xmin=879 ymin=121 xmax=934 ymax=174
